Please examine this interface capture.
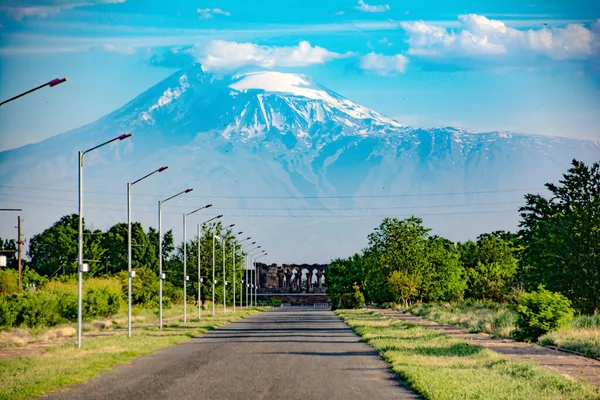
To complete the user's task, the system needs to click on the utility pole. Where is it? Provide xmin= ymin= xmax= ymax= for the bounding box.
xmin=17 ymin=216 xmax=23 ymax=291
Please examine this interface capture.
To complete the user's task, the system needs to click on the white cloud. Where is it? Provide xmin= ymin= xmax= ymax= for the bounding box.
xmin=356 ymin=0 xmax=390 ymax=13
xmin=0 ymin=0 xmax=125 ymax=20
xmin=197 ymin=7 xmax=231 ymax=19
xmin=192 ymin=40 xmax=353 ymax=70
xmin=400 ymin=14 xmax=600 ymax=61
xmin=360 ymin=52 xmax=408 ymax=75
xmin=99 ymin=43 xmax=135 ymax=54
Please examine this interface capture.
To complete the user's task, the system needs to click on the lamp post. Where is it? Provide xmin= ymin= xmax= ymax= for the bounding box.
xmin=212 ymin=223 xmax=234 ymax=315
xmin=246 ymin=246 xmax=262 ymax=307
xmin=197 ymin=215 xmax=222 ymax=320
xmin=255 ymin=252 xmax=267 ymax=306
xmin=127 ymin=166 xmax=168 ymax=338
xmin=232 ymin=231 xmax=244 ymax=312
xmin=158 ymin=188 xmax=193 ymax=329
xmin=0 ymin=77 xmax=67 ymax=107
xmin=212 ymin=234 xmax=221 ymax=316
xmin=235 ymin=237 xmax=251 ymax=310
xmin=183 ymin=204 xmax=213 ymax=322
xmin=77 ymin=133 xmax=132 ymax=349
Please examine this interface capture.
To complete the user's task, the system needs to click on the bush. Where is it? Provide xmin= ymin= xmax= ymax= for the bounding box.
xmin=0 ymin=269 xmax=19 ymax=294
xmin=84 ymin=287 xmax=121 ymax=319
xmin=514 ymin=285 xmax=574 ymax=342
xmin=0 ymin=296 xmax=18 ymax=328
xmin=340 ymin=283 xmax=365 ymax=309
xmin=268 ymin=298 xmax=283 ymax=306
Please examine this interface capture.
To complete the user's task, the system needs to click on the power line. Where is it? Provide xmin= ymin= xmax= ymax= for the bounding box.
xmin=0 ymin=192 xmax=525 ymax=211
xmin=0 ymin=198 xmax=519 ymax=218
xmin=0 ymin=184 xmax=545 ymax=199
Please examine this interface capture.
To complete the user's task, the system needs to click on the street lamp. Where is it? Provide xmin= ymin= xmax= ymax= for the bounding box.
xmin=235 ymin=237 xmax=251 ymax=310
xmin=197 ymin=215 xmax=222 ymax=319
xmin=212 ymin=223 xmax=234 ymax=315
xmin=127 ymin=166 xmax=168 ymax=338
xmin=254 ymin=252 xmax=268 ymax=306
xmin=158 ymin=188 xmax=193 ymax=329
xmin=231 ymin=231 xmax=244 ymax=312
xmin=246 ymin=246 xmax=262 ymax=307
xmin=77 ymin=133 xmax=132 ymax=348
xmin=0 ymin=77 xmax=67 ymax=107
xmin=183 ymin=204 xmax=213 ymax=322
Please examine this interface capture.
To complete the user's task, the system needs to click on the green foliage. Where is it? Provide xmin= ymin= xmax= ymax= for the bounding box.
xmin=340 ymin=283 xmax=364 ymax=309
xmin=514 ymin=286 xmax=574 ymax=342
xmin=84 ymin=287 xmax=121 ymax=318
xmin=28 ymin=214 xmax=103 ymax=277
xmin=268 ymin=298 xmax=283 ymax=306
xmin=387 ymin=270 xmax=421 ymax=307
xmin=0 ymin=269 xmax=20 ymax=294
xmin=519 ymin=160 xmax=600 ymax=313
xmin=22 ymin=267 xmax=47 ymax=289
xmin=422 ymin=237 xmax=467 ymax=302
xmin=459 ymin=235 xmax=518 ymax=302
xmin=102 ymin=223 xmax=157 ymax=275
xmin=327 ymin=254 xmax=369 ymax=309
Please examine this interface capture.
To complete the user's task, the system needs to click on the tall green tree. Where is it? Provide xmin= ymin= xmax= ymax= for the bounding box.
xmin=459 ymin=235 xmax=518 ymax=301
xmin=327 ymin=253 xmax=368 ymax=309
xmin=28 ymin=214 xmax=103 ymax=276
xmin=101 ymin=222 xmax=157 ymax=275
xmin=519 ymin=159 xmax=600 ymax=313
xmin=423 ymin=237 xmax=467 ymax=302
xmin=364 ymin=217 xmax=430 ymax=304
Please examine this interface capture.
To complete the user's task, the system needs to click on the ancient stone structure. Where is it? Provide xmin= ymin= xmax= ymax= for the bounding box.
xmin=256 ymin=263 xmax=328 ymax=294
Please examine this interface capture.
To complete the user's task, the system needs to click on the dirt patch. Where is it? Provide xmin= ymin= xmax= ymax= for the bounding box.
xmin=376 ymin=309 xmax=600 ymax=388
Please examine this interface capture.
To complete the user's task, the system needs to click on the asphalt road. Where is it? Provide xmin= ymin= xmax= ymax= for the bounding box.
xmin=45 ymin=308 xmax=419 ymax=400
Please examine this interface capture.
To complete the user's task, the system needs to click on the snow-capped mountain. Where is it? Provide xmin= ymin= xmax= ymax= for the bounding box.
xmin=0 ymin=64 xmax=598 ymax=262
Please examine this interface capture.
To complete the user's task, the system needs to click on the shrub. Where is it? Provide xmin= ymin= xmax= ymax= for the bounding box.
xmin=0 ymin=296 xmax=18 ymax=329
xmin=269 ymin=298 xmax=283 ymax=306
xmin=340 ymin=283 xmax=365 ymax=309
xmin=514 ymin=285 xmax=574 ymax=342
xmin=0 ymin=269 xmax=19 ymax=294
xmin=84 ymin=287 xmax=121 ymax=319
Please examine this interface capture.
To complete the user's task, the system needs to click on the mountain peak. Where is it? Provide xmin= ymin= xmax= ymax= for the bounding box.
xmin=229 ymin=71 xmax=323 ymax=98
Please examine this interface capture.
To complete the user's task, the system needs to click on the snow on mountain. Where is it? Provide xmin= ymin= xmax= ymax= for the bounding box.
xmin=0 ymin=64 xmax=598 ymax=262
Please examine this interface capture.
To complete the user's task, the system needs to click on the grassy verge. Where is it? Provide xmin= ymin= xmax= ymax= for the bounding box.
xmin=0 ymin=307 xmax=268 ymax=400
xmin=407 ymin=303 xmax=600 ymax=359
xmin=337 ymin=309 xmax=600 ymax=400
xmin=540 ymin=328 xmax=600 ymax=360
xmin=407 ymin=302 xmax=517 ymax=337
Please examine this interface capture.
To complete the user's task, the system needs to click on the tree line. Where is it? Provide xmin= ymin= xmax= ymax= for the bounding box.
xmin=327 ymin=159 xmax=600 ymax=314
xmin=1 ymin=218 xmax=250 ymax=307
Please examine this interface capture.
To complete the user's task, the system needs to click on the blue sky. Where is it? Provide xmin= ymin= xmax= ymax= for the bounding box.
xmin=1 ymin=0 xmax=599 ymax=151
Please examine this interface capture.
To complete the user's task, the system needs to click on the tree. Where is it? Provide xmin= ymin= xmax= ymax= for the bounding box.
xmin=101 ymin=222 xmax=157 ymax=276
xmin=423 ymin=237 xmax=467 ymax=302
xmin=387 ymin=270 xmax=421 ymax=307
xmin=28 ymin=214 xmax=102 ymax=277
xmin=519 ymin=159 xmax=600 ymax=313
xmin=459 ymin=235 xmax=518 ymax=301
xmin=327 ymin=254 xmax=368 ymax=309
xmin=365 ymin=217 xmax=430 ymax=304
xmin=148 ymin=228 xmax=174 ymax=274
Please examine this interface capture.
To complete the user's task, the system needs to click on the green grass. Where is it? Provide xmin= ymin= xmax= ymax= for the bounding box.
xmin=539 ymin=327 xmax=600 ymax=360
xmin=0 ymin=307 xmax=268 ymax=400
xmin=337 ymin=309 xmax=600 ymax=400
xmin=407 ymin=303 xmax=600 ymax=359
xmin=407 ymin=302 xmax=517 ymax=337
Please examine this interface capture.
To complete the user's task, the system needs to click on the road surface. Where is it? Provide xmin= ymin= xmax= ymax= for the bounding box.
xmin=45 ymin=308 xmax=419 ymax=400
